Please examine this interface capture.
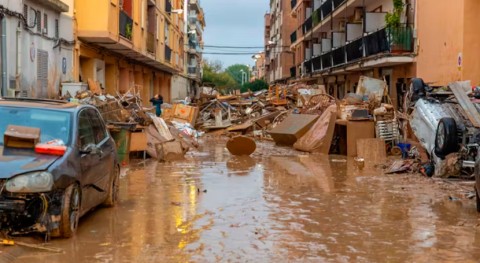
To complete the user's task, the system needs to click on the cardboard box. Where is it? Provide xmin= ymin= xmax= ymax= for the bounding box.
xmin=4 ymin=125 xmax=41 ymax=149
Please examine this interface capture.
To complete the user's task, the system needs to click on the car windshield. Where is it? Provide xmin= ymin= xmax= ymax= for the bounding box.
xmin=0 ymin=106 xmax=72 ymax=146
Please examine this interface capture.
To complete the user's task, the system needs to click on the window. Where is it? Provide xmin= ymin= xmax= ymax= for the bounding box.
xmin=43 ymin=13 xmax=48 ymax=35
xmin=87 ymin=110 xmax=107 ymax=144
xmin=55 ymin=19 xmax=59 ymax=38
xmin=78 ymin=110 xmax=95 ymax=148
xmin=36 ymin=10 xmax=41 ymax=32
xmin=165 ymin=22 xmax=170 ymax=44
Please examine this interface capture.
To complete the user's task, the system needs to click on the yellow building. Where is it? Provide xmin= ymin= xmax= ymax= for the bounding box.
xmin=74 ymin=0 xmax=185 ymax=103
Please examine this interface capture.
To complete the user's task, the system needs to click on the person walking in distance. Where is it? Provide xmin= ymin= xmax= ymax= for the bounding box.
xmin=150 ymin=94 xmax=163 ymax=117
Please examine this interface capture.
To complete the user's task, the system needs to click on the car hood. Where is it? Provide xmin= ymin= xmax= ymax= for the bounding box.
xmin=0 ymin=146 xmax=60 ymax=179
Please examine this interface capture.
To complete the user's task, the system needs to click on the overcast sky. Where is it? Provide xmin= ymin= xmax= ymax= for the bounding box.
xmin=201 ymin=0 xmax=269 ymax=68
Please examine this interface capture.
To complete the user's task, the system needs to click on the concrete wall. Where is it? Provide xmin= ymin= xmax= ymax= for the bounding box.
xmin=462 ymin=0 xmax=480 ymax=85
xmin=1 ymin=0 xmax=74 ymax=98
xmin=171 ymin=74 xmax=189 ymax=101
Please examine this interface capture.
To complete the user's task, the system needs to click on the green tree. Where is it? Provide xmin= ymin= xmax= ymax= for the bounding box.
xmin=225 ymin=64 xmax=250 ymax=88
xmin=241 ymin=79 xmax=269 ymax=93
xmin=202 ymin=60 xmax=237 ymax=92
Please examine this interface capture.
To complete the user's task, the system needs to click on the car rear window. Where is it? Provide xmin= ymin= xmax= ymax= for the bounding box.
xmin=0 ymin=106 xmax=72 ymax=146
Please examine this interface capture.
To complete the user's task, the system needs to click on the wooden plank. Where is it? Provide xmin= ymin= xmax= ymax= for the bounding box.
xmin=356 ymin=138 xmax=387 ymax=165
xmin=318 ymin=112 xmax=337 ymax=154
xmin=130 ymin=131 xmax=147 ymax=152
xmin=450 ymin=81 xmax=480 ymax=128
xmin=346 ymin=121 xmax=375 ymax=157
xmin=87 ymin=78 xmax=102 ymax=95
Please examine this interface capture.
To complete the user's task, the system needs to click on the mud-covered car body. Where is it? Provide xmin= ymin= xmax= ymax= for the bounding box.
xmin=0 ymin=98 xmax=119 ymax=237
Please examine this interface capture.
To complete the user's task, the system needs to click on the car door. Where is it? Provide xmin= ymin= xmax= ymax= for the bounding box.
xmin=87 ymin=109 xmax=115 ymax=196
xmin=78 ymin=109 xmax=103 ymax=212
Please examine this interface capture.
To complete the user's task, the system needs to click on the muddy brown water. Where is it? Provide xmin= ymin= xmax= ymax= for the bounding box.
xmin=2 ymin=137 xmax=480 ymax=262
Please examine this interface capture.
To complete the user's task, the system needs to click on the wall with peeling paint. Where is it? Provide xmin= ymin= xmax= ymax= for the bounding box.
xmin=1 ymin=0 xmax=74 ymax=98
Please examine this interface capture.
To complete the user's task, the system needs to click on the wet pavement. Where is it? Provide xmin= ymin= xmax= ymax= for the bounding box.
xmin=3 ymin=137 xmax=480 ymax=262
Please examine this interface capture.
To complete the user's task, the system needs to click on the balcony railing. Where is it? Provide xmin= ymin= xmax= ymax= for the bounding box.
xmin=290 ymin=66 xmax=296 ymax=77
xmin=321 ymin=51 xmax=332 ymax=69
xmin=312 ymin=56 xmax=321 ymax=71
xmin=165 ymin=45 xmax=172 ymax=62
xmin=291 ymin=0 xmax=297 ymax=10
xmin=345 ymin=37 xmax=363 ymax=62
xmin=333 ymin=0 xmax=347 ymax=9
xmin=301 ymin=25 xmax=413 ymax=74
xmin=290 ymin=31 xmax=297 ymax=44
xmin=304 ymin=60 xmax=312 ymax=74
xmin=332 ymin=46 xmax=345 ymax=66
xmin=364 ymin=27 xmax=390 ymax=56
xmin=302 ymin=16 xmax=313 ymax=34
xmin=147 ymin=33 xmax=155 ymax=54
xmin=188 ymin=66 xmax=198 ymax=75
xmin=321 ymin=0 xmax=333 ymax=19
xmin=388 ymin=26 xmax=414 ymax=53
xmin=119 ymin=10 xmax=133 ymax=40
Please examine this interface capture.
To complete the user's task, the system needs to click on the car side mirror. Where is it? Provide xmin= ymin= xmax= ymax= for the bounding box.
xmin=80 ymin=144 xmax=100 ymax=155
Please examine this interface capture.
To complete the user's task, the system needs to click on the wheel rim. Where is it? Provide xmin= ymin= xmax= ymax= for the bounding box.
xmin=70 ymin=187 xmax=80 ymax=232
xmin=437 ymin=122 xmax=445 ymax=149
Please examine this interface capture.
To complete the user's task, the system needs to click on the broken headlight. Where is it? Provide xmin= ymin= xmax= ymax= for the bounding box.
xmin=5 ymin=172 xmax=54 ymax=193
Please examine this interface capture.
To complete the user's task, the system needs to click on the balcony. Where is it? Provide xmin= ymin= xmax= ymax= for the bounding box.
xmin=35 ymin=0 xmax=69 ymax=12
xmin=302 ymin=16 xmax=313 ymax=35
xmin=345 ymin=37 xmax=363 ymax=62
xmin=311 ymin=56 xmax=321 ymax=71
xmin=188 ymin=66 xmax=199 ymax=75
xmin=332 ymin=46 xmax=345 ymax=66
xmin=290 ymin=31 xmax=297 ymax=44
xmin=332 ymin=0 xmax=347 ymax=9
xmin=147 ymin=33 xmax=155 ymax=54
xmin=290 ymin=66 xmax=296 ymax=78
xmin=304 ymin=60 xmax=312 ymax=74
xmin=321 ymin=0 xmax=333 ymax=19
xmin=299 ymin=25 xmax=413 ymax=76
xmin=119 ymin=10 xmax=133 ymax=40
xmin=165 ymin=45 xmax=172 ymax=62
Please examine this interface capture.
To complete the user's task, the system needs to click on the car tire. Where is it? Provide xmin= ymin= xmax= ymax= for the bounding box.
xmin=434 ymin=117 xmax=458 ymax=158
xmin=57 ymin=184 xmax=81 ymax=238
xmin=103 ymin=166 xmax=120 ymax=207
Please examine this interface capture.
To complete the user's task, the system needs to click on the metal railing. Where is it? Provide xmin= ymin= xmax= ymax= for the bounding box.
xmin=311 ymin=56 xmax=322 ymax=71
xmin=302 ymin=16 xmax=313 ymax=34
xmin=321 ymin=51 xmax=332 ymax=69
xmin=387 ymin=26 xmax=414 ymax=52
xmin=346 ymin=37 xmax=363 ymax=62
xmin=364 ymin=27 xmax=389 ymax=56
xmin=290 ymin=66 xmax=296 ymax=78
xmin=304 ymin=60 xmax=312 ymax=74
xmin=166 ymin=0 xmax=172 ymax=14
xmin=165 ymin=45 xmax=172 ymax=62
xmin=119 ymin=10 xmax=133 ymax=40
xmin=312 ymin=8 xmax=321 ymax=27
xmin=332 ymin=46 xmax=345 ymax=66
xmin=321 ymin=0 xmax=333 ymax=19
xmin=333 ymin=0 xmax=347 ymax=9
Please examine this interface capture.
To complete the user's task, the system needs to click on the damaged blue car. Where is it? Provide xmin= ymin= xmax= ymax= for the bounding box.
xmin=0 ymin=98 xmax=119 ymax=238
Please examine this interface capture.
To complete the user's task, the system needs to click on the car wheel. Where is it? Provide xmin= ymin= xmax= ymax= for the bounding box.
xmin=103 ymin=166 xmax=120 ymax=207
xmin=434 ymin=117 xmax=458 ymax=158
xmin=57 ymin=184 xmax=81 ymax=238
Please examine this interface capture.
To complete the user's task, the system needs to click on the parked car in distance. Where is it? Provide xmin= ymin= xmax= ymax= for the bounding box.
xmin=0 ymin=97 xmax=119 ymax=238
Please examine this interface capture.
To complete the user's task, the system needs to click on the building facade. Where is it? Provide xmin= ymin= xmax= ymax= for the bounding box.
xmin=75 ymin=0 xmax=185 ymax=103
xmin=265 ymin=0 xmax=296 ymax=85
xmin=287 ymin=0 xmax=480 ymax=108
xmin=0 ymin=0 xmax=74 ymax=98
xmin=252 ymin=52 xmax=266 ymax=81
xmin=185 ymin=0 xmax=205 ymax=99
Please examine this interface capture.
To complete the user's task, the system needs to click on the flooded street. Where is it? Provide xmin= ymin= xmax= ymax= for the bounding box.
xmin=4 ymin=137 xmax=480 ymax=263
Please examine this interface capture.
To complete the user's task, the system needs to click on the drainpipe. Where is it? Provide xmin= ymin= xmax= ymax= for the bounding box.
xmin=16 ymin=22 xmax=22 ymax=94
xmin=1 ymin=15 xmax=7 ymax=97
